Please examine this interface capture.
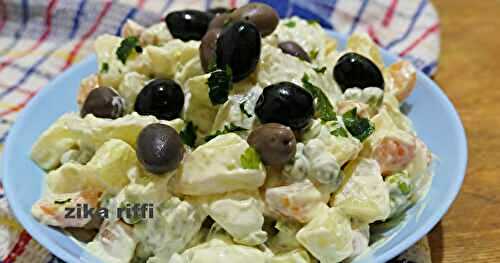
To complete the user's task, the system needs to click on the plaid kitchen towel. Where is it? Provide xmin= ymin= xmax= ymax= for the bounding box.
xmin=0 ymin=0 xmax=439 ymax=262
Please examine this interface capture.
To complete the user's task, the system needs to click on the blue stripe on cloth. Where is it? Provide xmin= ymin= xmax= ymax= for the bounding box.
xmin=250 ymin=0 xmax=291 ymax=18
xmin=9 ymin=64 xmax=52 ymax=80
xmin=287 ymin=2 xmax=333 ymax=29
xmin=205 ymin=0 xmax=212 ymax=11
xmin=385 ymin=0 xmax=428 ymax=49
xmin=348 ymin=0 xmax=369 ymax=35
xmin=422 ymin=60 xmax=437 ymax=75
xmin=115 ymin=1 xmax=142 ymax=36
xmin=69 ymin=0 xmax=87 ymax=38
xmin=0 ymin=131 xmax=8 ymax=143
xmin=0 ymin=0 xmax=30 ymax=55
xmin=160 ymin=0 xmax=174 ymax=16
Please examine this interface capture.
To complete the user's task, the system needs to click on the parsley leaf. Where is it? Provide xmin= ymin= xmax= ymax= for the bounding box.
xmin=331 ymin=127 xmax=349 ymax=137
xmin=284 ymin=21 xmax=296 ymax=28
xmin=313 ymin=66 xmax=327 ymax=74
xmin=309 ymin=49 xmax=319 ymax=60
xmin=301 ymin=74 xmax=336 ymax=122
xmin=207 ymin=66 xmax=233 ymax=105
xmin=240 ymin=147 xmax=261 ymax=169
xmin=342 ymin=108 xmax=375 ymax=142
xmin=116 ymin=36 xmax=141 ymax=64
xmin=307 ymin=20 xmax=320 ymax=25
xmin=100 ymin=62 xmax=109 ymax=73
xmin=204 ymin=123 xmax=247 ymax=142
xmin=239 ymin=101 xmax=252 ymax=118
xmin=180 ymin=121 xmax=197 ymax=147
xmin=398 ymin=181 xmax=411 ymax=195
xmin=54 ymin=198 xmax=72 ymax=205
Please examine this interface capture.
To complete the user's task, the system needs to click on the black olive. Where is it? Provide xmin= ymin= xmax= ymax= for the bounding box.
xmin=230 ymin=3 xmax=279 ymax=37
xmin=247 ymin=123 xmax=296 ymax=166
xmin=216 ymin=21 xmax=261 ymax=82
xmin=81 ymin=87 xmax=125 ymax=119
xmin=134 ymin=79 xmax=184 ymax=120
xmin=165 ymin=10 xmax=211 ymax=41
xmin=333 ymin=52 xmax=384 ymax=92
xmin=278 ymin=41 xmax=311 ymax=62
xmin=136 ymin=123 xmax=184 ymax=174
xmin=199 ymin=28 xmax=221 ymax=72
xmin=255 ymin=82 xmax=314 ymax=130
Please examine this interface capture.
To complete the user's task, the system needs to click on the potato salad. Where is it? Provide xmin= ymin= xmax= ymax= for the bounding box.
xmin=30 ymin=3 xmax=433 ymax=263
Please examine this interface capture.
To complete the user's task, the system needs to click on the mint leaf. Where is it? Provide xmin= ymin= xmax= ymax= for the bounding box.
xmin=313 ymin=66 xmax=327 ymax=74
xmin=100 ymin=62 xmax=109 ymax=73
xmin=240 ymin=147 xmax=261 ymax=169
xmin=54 ymin=198 xmax=72 ymax=205
xmin=116 ymin=36 xmax=141 ymax=64
xmin=239 ymin=101 xmax=252 ymax=118
xmin=342 ymin=108 xmax=375 ymax=142
xmin=204 ymin=123 xmax=247 ymax=142
xmin=331 ymin=127 xmax=348 ymax=138
xmin=207 ymin=66 xmax=233 ymax=105
xmin=284 ymin=21 xmax=296 ymax=28
xmin=301 ymin=74 xmax=336 ymax=122
xmin=180 ymin=121 xmax=197 ymax=147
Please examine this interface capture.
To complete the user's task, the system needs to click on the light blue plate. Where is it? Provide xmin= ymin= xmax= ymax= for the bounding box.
xmin=3 ymin=32 xmax=467 ymax=263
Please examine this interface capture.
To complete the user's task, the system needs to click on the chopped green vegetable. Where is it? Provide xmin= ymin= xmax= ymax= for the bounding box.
xmin=54 ymin=198 xmax=71 ymax=205
xmin=239 ymin=101 xmax=252 ymax=118
xmin=313 ymin=66 xmax=327 ymax=74
xmin=307 ymin=20 xmax=320 ymax=25
xmin=398 ymin=181 xmax=411 ymax=195
xmin=309 ymin=49 xmax=319 ymax=60
xmin=301 ymin=74 xmax=336 ymax=121
xmin=207 ymin=66 xmax=233 ymax=105
xmin=331 ymin=127 xmax=349 ymax=138
xmin=240 ymin=147 xmax=261 ymax=169
xmin=100 ymin=62 xmax=109 ymax=73
xmin=116 ymin=36 xmax=141 ymax=64
xmin=284 ymin=21 xmax=296 ymax=28
xmin=342 ymin=108 xmax=375 ymax=142
xmin=204 ymin=123 xmax=247 ymax=142
xmin=180 ymin=121 xmax=197 ymax=147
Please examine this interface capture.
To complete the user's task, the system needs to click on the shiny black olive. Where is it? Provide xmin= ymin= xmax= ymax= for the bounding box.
xmin=136 ymin=123 xmax=185 ymax=174
xmin=199 ymin=28 xmax=221 ymax=72
xmin=81 ymin=87 xmax=125 ymax=119
xmin=230 ymin=3 xmax=279 ymax=37
xmin=278 ymin=41 xmax=311 ymax=62
xmin=255 ymin=82 xmax=314 ymax=130
xmin=216 ymin=21 xmax=261 ymax=82
xmin=333 ymin=52 xmax=384 ymax=92
xmin=247 ymin=123 xmax=296 ymax=166
xmin=134 ymin=79 xmax=184 ymax=120
xmin=165 ymin=10 xmax=211 ymax=41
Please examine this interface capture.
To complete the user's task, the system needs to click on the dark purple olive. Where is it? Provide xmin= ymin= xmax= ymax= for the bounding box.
xmin=199 ymin=28 xmax=221 ymax=72
xmin=333 ymin=52 xmax=385 ymax=92
xmin=208 ymin=12 xmax=232 ymax=30
xmin=134 ymin=79 xmax=184 ymax=120
xmin=207 ymin=7 xmax=231 ymax=17
xmin=165 ymin=10 xmax=211 ymax=41
xmin=136 ymin=123 xmax=184 ymax=174
xmin=278 ymin=41 xmax=311 ymax=62
xmin=255 ymin=82 xmax=314 ymax=130
xmin=247 ymin=123 xmax=296 ymax=166
xmin=81 ymin=87 xmax=125 ymax=119
xmin=230 ymin=3 xmax=279 ymax=37
xmin=216 ymin=21 xmax=261 ymax=82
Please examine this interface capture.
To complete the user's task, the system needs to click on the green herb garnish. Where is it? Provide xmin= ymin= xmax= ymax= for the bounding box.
xmin=180 ymin=121 xmax=197 ymax=147
xmin=284 ymin=21 xmax=296 ymax=28
xmin=342 ymin=108 xmax=375 ymax=142
xmin=331 ymin=127 xmax=349 ymax=138
xmin=307 ymin=20 xmax=320 ymax=26
xmin=398 ymin=181 xmax=411 ymax=195
xmin=205 ymin=123 xmax=247 ymax=142
xmin=54 ymin=198 xmax=71 ymax=205
xmin=239 ymin=101 xmax=252 ymax=118
xmin=116 ymin=36 xmax=141 ymax=64
xmin=367 ymin=95 xmax=383 ymax=110
xmin=302 ymin=74 xmax=336 ymax=122
xmin=240 ymin=147 xmax=261 ymax=169
xmin=309 ymin=49 xmax=319 ymax=60
xmin=313 ymin=66 xmax=327 ymax=74
xmin=100 ymin=62 xmax=109 ymax=73
xmin=207 ymin=66 xmax=233 ymax=105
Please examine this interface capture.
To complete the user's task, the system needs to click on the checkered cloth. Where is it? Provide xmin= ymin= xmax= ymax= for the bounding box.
xmin=0 ymin=0 xmax=439 ymax=262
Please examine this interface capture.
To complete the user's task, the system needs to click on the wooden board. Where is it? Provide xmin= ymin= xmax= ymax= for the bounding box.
xmin=428 ymin=1 xmax=500 ymax=262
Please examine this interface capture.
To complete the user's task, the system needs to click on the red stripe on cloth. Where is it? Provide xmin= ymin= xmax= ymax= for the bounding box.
xmin=0 ymin=0 xmax=58 ymax=71
xmin=367 ymin=26 xmax=381 ymax=45
xmin=60 ymin=0 xmax=113 ymax=71
xmin=0 ymin=91 xmax=36 ymax=117
xmin=229 ymin=0 xmax=237 ymax=9
xmin=3 ymin=230 xmax=33 ymax=263
xmin=0 ymin=0 xmax=7 ymax=33
xmin=382 ymin=0 xmax=398 ymax=27
xmin=399 ymin=23 xmax=439 ymax=56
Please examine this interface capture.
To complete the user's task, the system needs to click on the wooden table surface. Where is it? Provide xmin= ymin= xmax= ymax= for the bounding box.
xmin=427 ymin=1 xmax=500 ymax=262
